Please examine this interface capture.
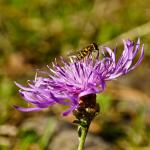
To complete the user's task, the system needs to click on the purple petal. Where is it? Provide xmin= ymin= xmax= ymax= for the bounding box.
xmin=15 ymin=82 xmax=34 ymax=92
xmin=128 ymin=44 xmax=144 ymax=71
xmin=62 ymin=105 xmax=77 ymax=116
xmin=14 ymin=105 xmax=42 ymax=112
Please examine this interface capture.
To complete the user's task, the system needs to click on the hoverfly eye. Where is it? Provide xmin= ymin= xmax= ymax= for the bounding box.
xmin=92 ymin=43 xmax=99 ymax=50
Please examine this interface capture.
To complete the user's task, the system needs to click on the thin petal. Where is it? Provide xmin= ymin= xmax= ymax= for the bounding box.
xmin=14 ymin=105 xmax=42 ymax=112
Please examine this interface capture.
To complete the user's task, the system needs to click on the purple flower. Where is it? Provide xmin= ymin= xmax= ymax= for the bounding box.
xmin=15 ymin=39 xmax=144 ymax=116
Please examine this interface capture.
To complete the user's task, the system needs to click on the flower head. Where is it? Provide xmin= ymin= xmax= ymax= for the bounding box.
xmin=15 ymin=39 xmax=144 ymax=116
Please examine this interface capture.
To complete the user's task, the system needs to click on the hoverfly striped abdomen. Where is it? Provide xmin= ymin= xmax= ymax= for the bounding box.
xmin=72 ymin=43 xmax=99 ymax=61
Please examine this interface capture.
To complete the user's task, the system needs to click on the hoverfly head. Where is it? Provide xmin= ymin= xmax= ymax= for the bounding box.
xmin=92 ymin=43 xmax=99 ymax=52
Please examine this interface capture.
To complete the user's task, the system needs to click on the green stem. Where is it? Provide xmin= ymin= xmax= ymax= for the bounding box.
xmin=77 ymin=125 xmax=89 ymax=150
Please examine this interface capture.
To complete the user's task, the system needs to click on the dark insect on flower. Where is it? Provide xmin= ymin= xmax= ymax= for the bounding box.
xmin=69 ymin=43 xmax=99 ymax=61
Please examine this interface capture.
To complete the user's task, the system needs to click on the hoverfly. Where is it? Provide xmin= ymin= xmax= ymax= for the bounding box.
xmin=68 ymin=43 xmax=99 ymax=61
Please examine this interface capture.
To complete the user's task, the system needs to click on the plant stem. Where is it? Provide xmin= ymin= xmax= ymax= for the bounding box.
xmin=77 ymin=125 xmax=89 ymax=150
xmin=74 ymin=94 xmax=99 ymax=150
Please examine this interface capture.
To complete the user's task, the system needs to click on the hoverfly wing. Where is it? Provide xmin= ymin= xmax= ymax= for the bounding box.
xmin=67 ymin=48 xmax=82 ymax=56
xmin=67 ymin=49 xmax=82 ymax=60
xmin=67 ymin=51 xmax=77 ymax=57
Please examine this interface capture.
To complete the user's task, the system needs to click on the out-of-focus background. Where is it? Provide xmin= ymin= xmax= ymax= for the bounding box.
xmin=0 ymin=0 xmax=150 ymax=149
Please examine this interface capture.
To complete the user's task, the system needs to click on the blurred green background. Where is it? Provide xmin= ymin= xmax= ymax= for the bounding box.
xmin=0 ymin=0 xmax=150 ymax=149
